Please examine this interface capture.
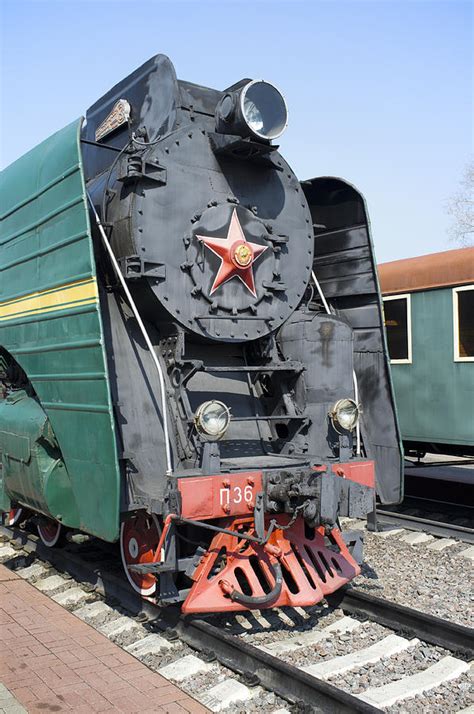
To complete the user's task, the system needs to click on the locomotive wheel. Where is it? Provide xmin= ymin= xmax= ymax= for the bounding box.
xmin=6 ymin=507 xmax=26 ymax=527
xmin=37 ymin=518 xmax=63 ymax=547
xmin=120 ymin=513 xmax=161 ymax=596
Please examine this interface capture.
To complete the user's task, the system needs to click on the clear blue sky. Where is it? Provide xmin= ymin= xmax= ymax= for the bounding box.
xmin=1 ymin=0 xmax=472 ymax=262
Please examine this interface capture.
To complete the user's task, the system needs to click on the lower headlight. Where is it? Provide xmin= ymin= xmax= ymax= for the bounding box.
xmin=330 ymin=398 xmax=359 ymax=433
xmin=195 ymin=400 xmax=231 ymax=440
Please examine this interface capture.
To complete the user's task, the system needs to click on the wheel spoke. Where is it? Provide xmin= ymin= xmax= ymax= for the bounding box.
xmin=120 ymin=513 xmax=160 ymax=596
xmin=37 ymin=518 xmax=62 ymax=547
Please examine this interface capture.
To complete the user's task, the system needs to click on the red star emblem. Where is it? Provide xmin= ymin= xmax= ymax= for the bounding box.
xmin=196 ymin=209 xmax=268 ymax=297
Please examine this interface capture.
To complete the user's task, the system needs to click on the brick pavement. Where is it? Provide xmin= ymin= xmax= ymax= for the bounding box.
xmin=0 ymin=564 xmax=209 ymax=713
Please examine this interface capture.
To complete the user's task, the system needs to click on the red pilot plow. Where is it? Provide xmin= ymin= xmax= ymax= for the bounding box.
xmin=182 ymin=515 xmax=360 ymax=614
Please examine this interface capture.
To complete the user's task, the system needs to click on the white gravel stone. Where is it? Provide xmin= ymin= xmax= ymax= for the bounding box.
xmin=457 ymin=706 xmax=474 ymax=714
xmin=458 ymin=546 xmax=474 ymax=560
xmin=400 ymin=532 xmax=434 ymax=545
xmin=0 ymin=545 xmax=17 ymax=559
xmin=350 ymin=520 xmax=366 ymax=531
xmin=35 ymin=575 xmax=66 ymax=592
xmin=158 ymin=654 xmax=215 ymax=682
xmin=274 ymin=609 xmax=298 ymax=627
xmin=301 ymin=634 xmax=418 ymax=679
xmin=200 ymin=679 xmax=261 ymax=712
xmin=234 ymin=614 xmax=253 ymax=630
xmin=125 ymin=633 xmax=173 ymax=656
xmin=372 ymin=528 xmax=405 ymax=539
xmin=17 ymin=563 xmax=47 ymax=579
xmin=426 ymin=538 xmax=458 ymax=551
xmin=73 ymin=601 xmax=113 ymax=620
xmin=251 ymin=610 xmax=273 ymax=628
xmin=358 ymin=655 xmax=470 ymax=707
xmin=259 ymin=616 xmax=361 ymax=654
xmin=99 ymin=616 xmax=137 ymax=637
xmin=52 ymin=587 xmax=89 ymax=606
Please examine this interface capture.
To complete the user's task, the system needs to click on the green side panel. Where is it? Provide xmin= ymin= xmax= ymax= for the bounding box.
xmin=0 ymin=119 xmax=120 ymax=541
xmin=391 ymin=288 xmax=474 ymax=446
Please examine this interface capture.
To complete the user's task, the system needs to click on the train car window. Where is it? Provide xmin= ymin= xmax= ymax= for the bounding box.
xmin=382 ymin=294 xmax=412 ymax=364
xmin=453 ymin=286 xmax=474 ymax=361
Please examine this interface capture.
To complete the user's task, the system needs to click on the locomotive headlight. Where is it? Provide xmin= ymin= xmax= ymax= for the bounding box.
xmin=195 ymin=400 xmax=231 ymax=440
xmin=240 ymin=81 xmax=288 ymax=140
xmin=330 ymin=398 xmax=360 ymax=433
xmin=215 ymin=79 xmax=288 ymax=142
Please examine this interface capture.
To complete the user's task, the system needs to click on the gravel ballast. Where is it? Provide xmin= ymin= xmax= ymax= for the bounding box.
xmin=351 ymin=525 xmax=473 ymax=627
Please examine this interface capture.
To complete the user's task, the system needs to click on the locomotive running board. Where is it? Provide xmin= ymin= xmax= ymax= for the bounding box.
xmin=182 ymin=515 xmax=360 ymax=614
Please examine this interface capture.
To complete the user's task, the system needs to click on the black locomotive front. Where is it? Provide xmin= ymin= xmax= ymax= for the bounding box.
xmin=82 ymin=55 xmax=402 ymax=612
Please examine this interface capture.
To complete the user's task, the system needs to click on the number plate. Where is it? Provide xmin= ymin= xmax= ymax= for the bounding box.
xmin=178 ymin=472 xmax=263 ymax=520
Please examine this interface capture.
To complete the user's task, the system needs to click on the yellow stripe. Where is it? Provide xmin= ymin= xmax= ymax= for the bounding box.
xmin=0 ymin=278 xmax=98 ymax=322
xmin=0 ymin=278 xmax=94 ymax=308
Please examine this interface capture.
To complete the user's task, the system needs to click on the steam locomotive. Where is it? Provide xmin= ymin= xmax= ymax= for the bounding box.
xmin=0 ymin=55 xmax=402 ymax=613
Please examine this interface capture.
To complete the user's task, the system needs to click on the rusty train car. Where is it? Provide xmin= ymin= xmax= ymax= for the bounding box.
xmin=380 ymin=248 xmax=474 ymax=458
xmin=0 ymin=55 xmax=402 ymax=613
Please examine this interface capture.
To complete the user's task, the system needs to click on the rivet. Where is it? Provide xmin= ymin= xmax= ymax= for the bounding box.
xmin=222 ymin=479 xmax=230 ymax=487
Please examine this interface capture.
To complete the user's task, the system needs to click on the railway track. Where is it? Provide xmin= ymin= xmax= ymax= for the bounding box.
xmin=374 ymin=457 xmax=474 ymax=543
xmin=375 ymin=507 xmax=474 ymax=544
xmin=1 ymin=522 xmax=473 ymax=713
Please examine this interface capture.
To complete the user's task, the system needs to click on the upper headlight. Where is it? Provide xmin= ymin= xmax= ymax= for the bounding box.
xmin=215 ymin=79 xmax=288 ymax=142
xmin=240 ymin=81 xmax=288 ymax=140
xmin=195 ymin=400 xmax=231 ymax=440
xmin=330 ymin=398 xmax=360 ymax=433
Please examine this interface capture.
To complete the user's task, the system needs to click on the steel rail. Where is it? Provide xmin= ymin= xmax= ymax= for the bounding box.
xmin=405 ymin=459 xmax=474 ymax=468
xmin=0 ymin=524 xmax=380 ymax=713
xmin=327 ymin=588 xmax=474 ymax=660
xmin=3 ymin=523 xmax=473 ymax=706
xmin=376 ymin=509 xmax=474 ymax=544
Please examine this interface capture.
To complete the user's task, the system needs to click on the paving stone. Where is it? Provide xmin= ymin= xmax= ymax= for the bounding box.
xmin=301 ymin=634 xmax=418 ymax=679
xmin=52 ymin=586 xmax=90 ymax=606
xmin=458 ymin=546 xmax=474 ymax=560
xmin=400 ymin=531 xmax=434 ymax=545
xmin=73 ymin=600 xmax=113 ymax=620
xmin=0 ymin=685 xmax=27 ymax=714
xmin=200 ymin=679 xmax=261 ymax=712
xmin=158 ymin=654 xmax=215 ymax=682
xmin=99 ymin=615 xmax=137 ymax=637
xmin=35 ymin=574 xmax=66 ymax=592
xmin=0 ymin=545 xmax=17 ymax=559
xmin=0 ymin=686 xmax=11 ymax=702
xmin=125 ymin=633 xmax=173 ymax=656
xmin=259 ymin=616 xmax=361 ymax=654
xmin=358 ymin=655 xmax=470 ymax=707
xmin=372 ymin=528 xmax=405 ymax=539
xmin=16 ymin=563 xmax=47 ymax=579
xmin=426 ymin=538 xmax=457 ymax=551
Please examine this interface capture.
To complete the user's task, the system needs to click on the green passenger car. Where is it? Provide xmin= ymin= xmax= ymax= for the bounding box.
xmin=0 ymin=120 xmax=121 ymax=541
xmin=379 ymin=248 xmax=474 ymax=457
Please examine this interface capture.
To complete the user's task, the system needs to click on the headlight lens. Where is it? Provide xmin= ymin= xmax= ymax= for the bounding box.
xmin=241 ymin=80 xmax=288 ymax=140
xmin=330 ymin=398 xmax=360 ymax=433
xmin=195 ymin=400 xmax=231 ymax=440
